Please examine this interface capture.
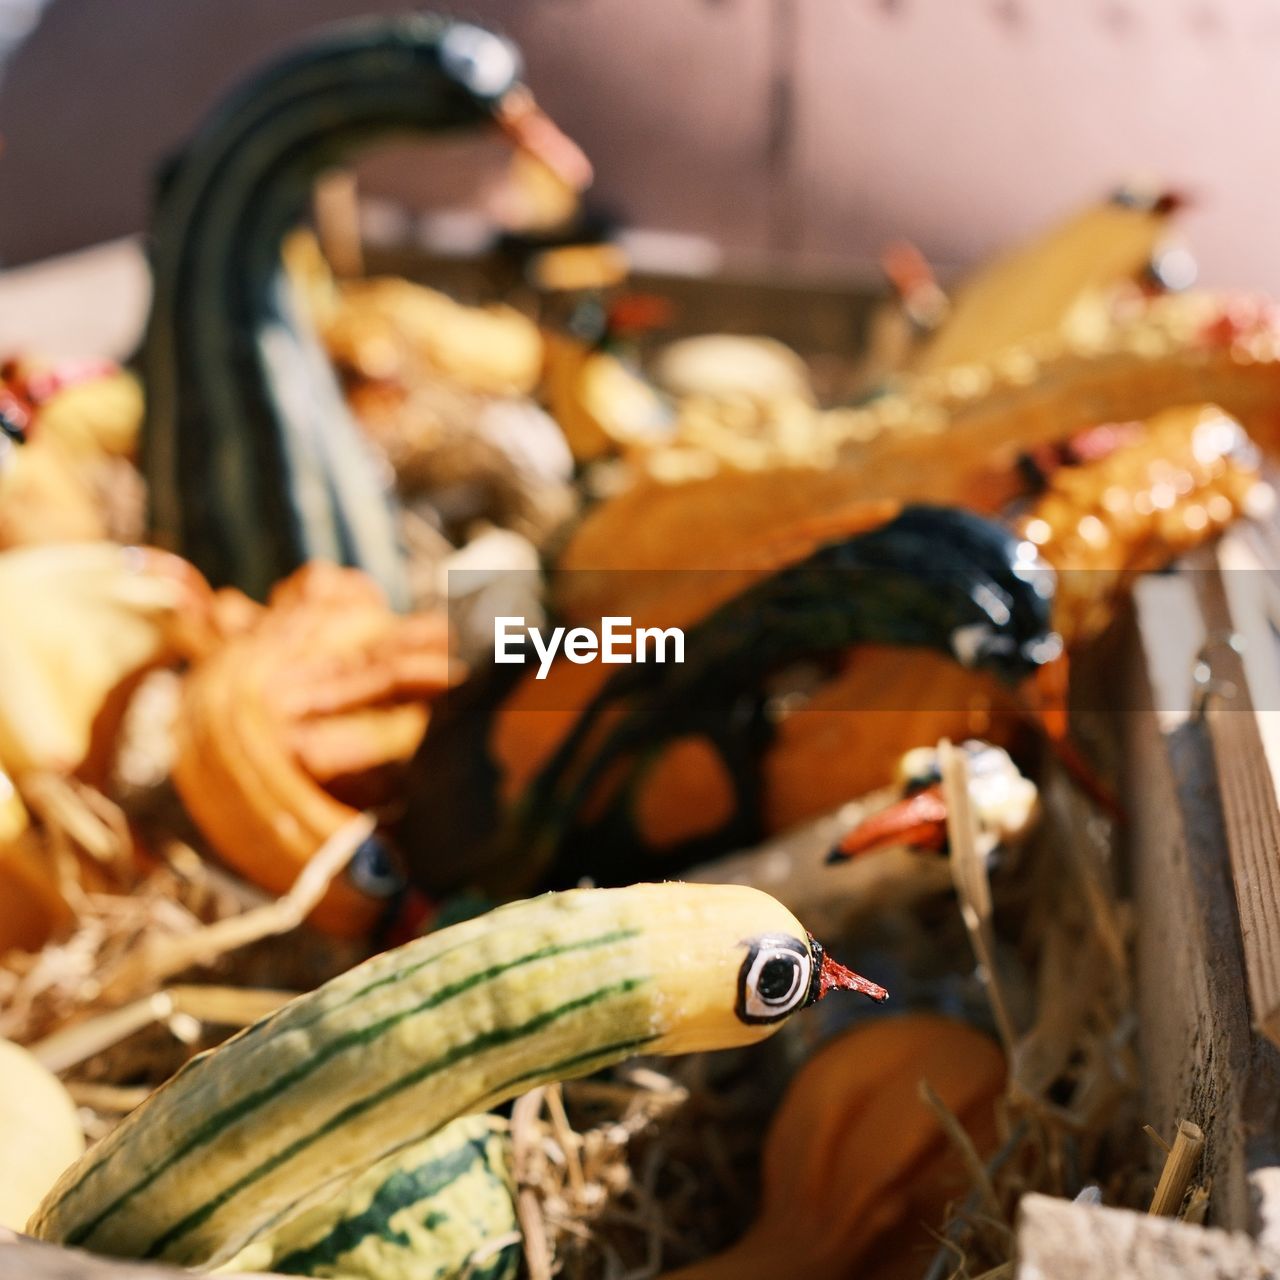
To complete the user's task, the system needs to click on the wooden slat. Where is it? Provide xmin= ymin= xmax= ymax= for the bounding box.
xmin=1015 ymin=1193 xmax=1280 ymax=1280
xmin=1121 ymin=575 xmax=1280 ymax=1230
xmin=1191 ymin=548 xmax=1280 ymax=1047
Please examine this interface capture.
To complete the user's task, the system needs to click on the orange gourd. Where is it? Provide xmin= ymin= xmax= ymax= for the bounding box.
xmin=663 ymin=1014 xmax=1005 ymax=1280
xmin=553 ymin=488 xmax=901 ymax=629
xmin=490 ymin=645 xmax=1021 ymax=857
xmin=172 ymin=563 xmax=455 ymax=937
xmin=0 ymin=769 xmax=72 ymax=956
xmin=761 ymin=646 xmax=1023 ymax=833
xmin=0 ymin=838 xmax=73 ymax=957
xmin=489 ymin=499 xmax=1011 ymax=855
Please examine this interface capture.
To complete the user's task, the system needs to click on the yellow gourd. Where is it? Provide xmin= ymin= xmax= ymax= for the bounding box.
xmin=32 ymin=883 xmax=884 ymax=1268
xmin=0 ymin=1039 xmax=84 ymax=1230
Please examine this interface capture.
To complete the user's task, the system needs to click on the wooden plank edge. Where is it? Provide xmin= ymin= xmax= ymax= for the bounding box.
xmin=1015 ymin=1193 xmax=1280 ymax=1280
xmin=1192 ymin=557 xmax=1280 ymax=1048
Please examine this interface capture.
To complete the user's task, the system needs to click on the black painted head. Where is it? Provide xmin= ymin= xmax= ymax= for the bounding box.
xmin=851 ymin=505 xmax=1061 ymax=685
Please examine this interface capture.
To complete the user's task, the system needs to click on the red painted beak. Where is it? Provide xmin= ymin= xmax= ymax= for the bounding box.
xmin=494 ymin=85 xmax=594 ymax=192
xmin=828 ymin=785 xmax=949 ymax=863
xmin=818 ymin=950 xmax=889 ymax=1003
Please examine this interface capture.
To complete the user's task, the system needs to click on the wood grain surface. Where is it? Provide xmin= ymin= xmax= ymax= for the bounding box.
xmin=1015 ymin=1193 xmax=1280 ymax=1280
xmin=1121 ymin=571 xmax=1280 ymax=1231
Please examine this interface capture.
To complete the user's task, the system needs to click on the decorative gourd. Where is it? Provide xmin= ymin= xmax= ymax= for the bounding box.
xmin=0 ymin=542 xmax=213 ymax=778
xmin=662 ymin=1013 xmax=1005 ymax=1280
xmin=828 ymin=738 xmax=1038 ymax=865
xmin=910 ymin=185 xmax=1183 ymax=374
xmin=171 ymin=561 xmax=455 ymax=938
xmin=30 ymin=883 xmax=885 ymax=1268
xmin=142 ymin=15 xmax=583 ymax=606
xmin=552 ymin=474 xmax=909 ymax=627
xmin=400 ymin=504 xmax=1058 ymax=895
xmin=485 ymin=500 xmax=908 ymax=805
xmin=543 ymin=329 xmax=672 ymax=463
xmin=1015 ymin=402 xmax=1263 ymax=642
xmin=652 ymin=335 xmax=815 ymax=404
xmin=323 ymin=275 xmax=545 ymax=401
xmin=554 ymin=497 xmax=903 ymax=634
xmin=0 ymin=429 xmax=105 ymax=548
xmin=14 ymin=360 xmax=143 ymax=460
xmin=221 ymin=1113 xmax=519 ymax=1280
xmin=627 ymin=289 xmax=1280 ymax=501
xmin=758 ymin=646 xmax=1025 ymax=835
xmin=0 ymin=1039 xmax=84 ymax=1231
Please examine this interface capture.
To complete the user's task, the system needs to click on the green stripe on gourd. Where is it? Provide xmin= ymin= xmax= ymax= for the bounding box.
xmin=218 ymin=1114 xmax=519 ymax=1280
xmin=30 ymin=884 xmax=879 ymax=1269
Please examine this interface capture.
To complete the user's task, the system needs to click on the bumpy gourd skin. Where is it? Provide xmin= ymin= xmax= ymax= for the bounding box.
xmin=30 ymin=884 xmax=831 ymax=1269
xmin=219 ymin=1113 xmax=520 ymax=1280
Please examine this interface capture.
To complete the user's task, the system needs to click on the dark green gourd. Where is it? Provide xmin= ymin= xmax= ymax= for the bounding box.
xmin=142 ymin=16 xmax=529 ymax=606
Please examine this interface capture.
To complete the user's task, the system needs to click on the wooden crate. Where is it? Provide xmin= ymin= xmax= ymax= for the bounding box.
xmin=1005 ymin=556 xmax=1280 ymax=1273
xmin=1119 ymin=571 xmax=1280 ymax=1229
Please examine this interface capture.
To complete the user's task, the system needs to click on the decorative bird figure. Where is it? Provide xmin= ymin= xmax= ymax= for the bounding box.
xmin=398 ymin=504 xmax=1060 ymax=893
xmin=142 ymin=15 xmax=589 ymax=607
xmin=828 ymin=738 xmax=1039 ymax=864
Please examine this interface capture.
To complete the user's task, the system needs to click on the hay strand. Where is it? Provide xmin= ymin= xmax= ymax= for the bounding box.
xmin=940 ymin=739 xmax=1018 ymax=1055
xmin=96 ymin=811 xmax=374 ymax=998
xmin=1148 ymin=1120 xmax=1205 ymax=1217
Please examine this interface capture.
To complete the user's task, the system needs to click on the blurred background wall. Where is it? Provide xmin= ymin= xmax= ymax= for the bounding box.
xmin=0 ymin=0 xmax=1278 ymax=288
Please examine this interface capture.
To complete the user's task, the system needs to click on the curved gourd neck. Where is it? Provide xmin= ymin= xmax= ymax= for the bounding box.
xmin=145 ymin=16 xmax=512 ymax=606
xmin=162 ymin=16 xmax=505 ymax=217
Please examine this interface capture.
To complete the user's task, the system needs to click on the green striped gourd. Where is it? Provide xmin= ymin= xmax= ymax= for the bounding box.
xmin=143 ymin=16 xmax=530 ymax=608
xmin=219 ymin=1113 xmax=518 ymax=1280
xmin=29 ymin=883 xmax=886 ymax=1268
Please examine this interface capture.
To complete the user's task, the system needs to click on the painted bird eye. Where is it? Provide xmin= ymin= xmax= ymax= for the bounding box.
xmin=346 ymin=836 xmax=407 ymax=900
xmin=736 ymin=934 xmax=814 ymax=1024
